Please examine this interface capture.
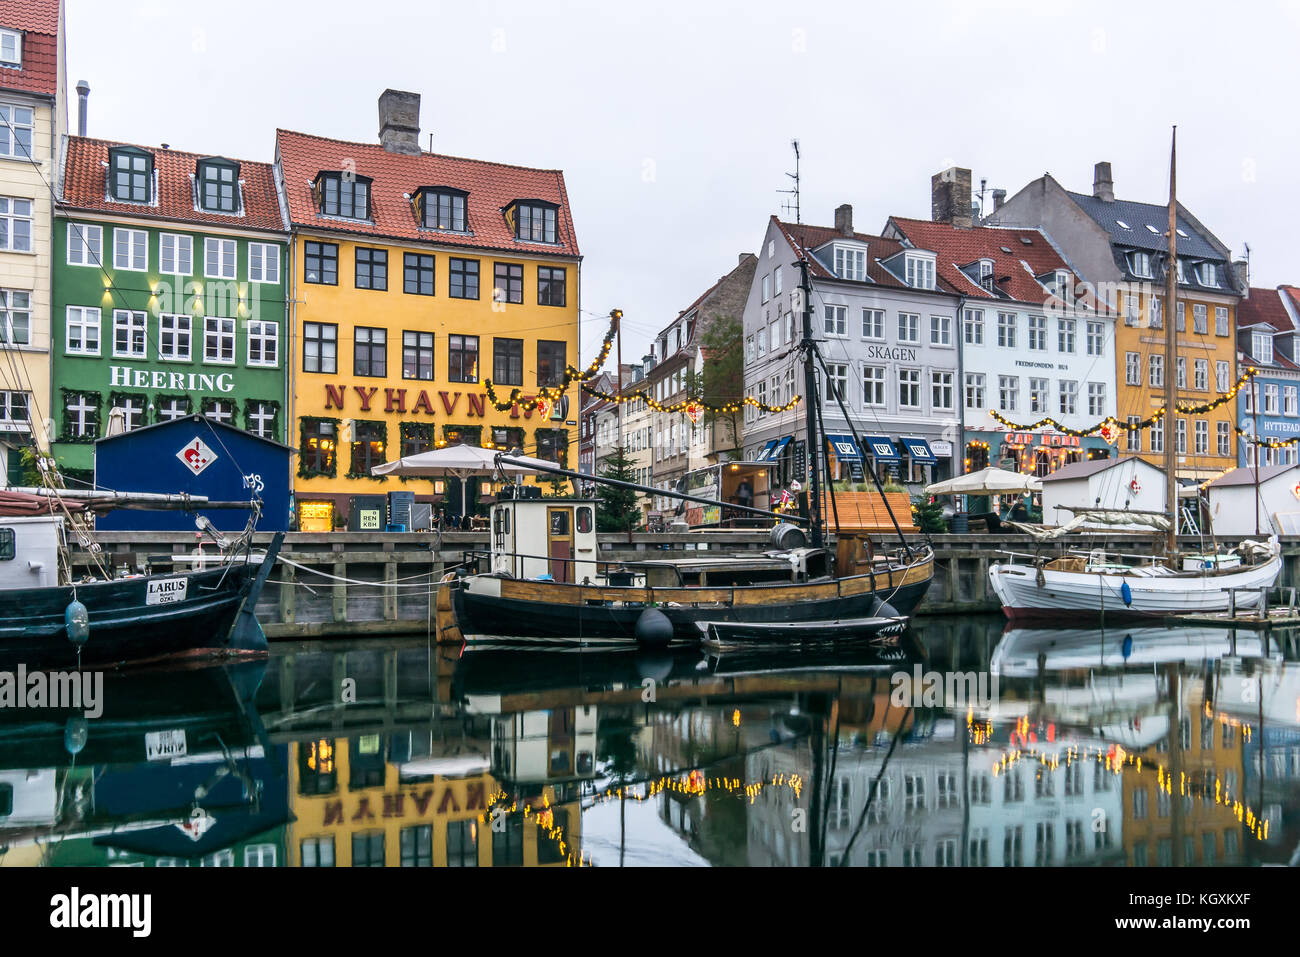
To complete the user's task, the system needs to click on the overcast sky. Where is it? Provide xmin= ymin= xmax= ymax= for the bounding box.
xmin=67 ymin=0 xmax=1300 ymax=361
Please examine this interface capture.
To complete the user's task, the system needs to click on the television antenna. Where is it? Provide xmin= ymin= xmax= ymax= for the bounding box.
xmin=778 ymin=139 xmax=801 ymax=223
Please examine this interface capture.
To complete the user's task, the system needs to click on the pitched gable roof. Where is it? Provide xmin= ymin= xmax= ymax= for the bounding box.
xmin=1237 ymin=287 xmax=1295 ymax=333
xmin=275 ymin=129 xmax=579 ymax=258
xmin=773 ymin=216 xmax=956 ymax=292
xmin=0 ymin=0 xmax=59 ymax=98
xmin=886 ymin=216 xmax=1078 ymax=305
xmin=1064 ymin=190 xmax=1225 ymax=260
xmin=60 ymin=136 xmax=284 ymax=232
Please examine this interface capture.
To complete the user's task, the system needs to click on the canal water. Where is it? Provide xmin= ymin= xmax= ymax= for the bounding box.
xmin=1 ymin=616 xmax=1296 ymax=867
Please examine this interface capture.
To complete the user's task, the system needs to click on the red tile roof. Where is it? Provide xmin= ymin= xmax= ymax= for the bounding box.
xmin=1280 ymin=285 xmax=1300 ymax=321
xmin=275 ymin=129 xmax=579 ymax=257
xmin=60 ymin=136 xmax=285 ymax=232
xmin=0 ymin=0 xmax=59 ymax=98
xmin=886 ymin=216 xmax=1078 ymax=305
xmin=1238 ymin=287 xmax=1295 ymax=333
xmin=773 ymin=217 xmax=946 ymax=291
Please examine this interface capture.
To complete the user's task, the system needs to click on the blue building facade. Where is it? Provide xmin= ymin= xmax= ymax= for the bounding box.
xmin=94 ymin=415 xmax=290 ymax=531
xmin=1236 ymin=287 xmax=1300 ymax=467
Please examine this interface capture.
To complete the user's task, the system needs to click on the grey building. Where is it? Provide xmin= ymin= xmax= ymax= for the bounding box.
xmin=741 ymin=205 xmax=962 ymax=490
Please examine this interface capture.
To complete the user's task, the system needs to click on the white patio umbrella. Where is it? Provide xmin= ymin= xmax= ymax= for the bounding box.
xmin=925 ymin=466 xmax=1042 ymax=496
xmin=370 ymin=444 xmax=556 ymax=517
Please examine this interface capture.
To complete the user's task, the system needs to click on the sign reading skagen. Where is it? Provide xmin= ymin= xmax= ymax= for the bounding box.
xmin=110 ymin=366 xmax=235 ymax=393
xmin=864 ymin=345 xmax=918 ymax=362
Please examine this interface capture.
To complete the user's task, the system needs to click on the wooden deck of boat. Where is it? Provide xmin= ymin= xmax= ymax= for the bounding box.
xmin=1169 ymin=607 xmax=1300 ymax=631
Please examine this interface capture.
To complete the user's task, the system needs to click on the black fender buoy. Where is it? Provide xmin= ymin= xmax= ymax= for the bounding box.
xmin=64 ymin=715 xmax=89 ymax=756
xmin=635 ymin=607 xmax=674 ymax=646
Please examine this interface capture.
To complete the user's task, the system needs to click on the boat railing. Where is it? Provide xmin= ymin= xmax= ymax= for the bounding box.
xmin=1064 ymin=548 xmax=1164 ymax=565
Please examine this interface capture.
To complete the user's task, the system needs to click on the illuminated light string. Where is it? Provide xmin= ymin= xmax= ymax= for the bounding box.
xmin=1237 ymin=426 xmax=1300 ymax=449
xmin=481 ymin=310 xmax=621 ymax=414
xmin=987 ymin=367 xmax=1258 ymax=438
xmin=578 ymin=382 xmax=802 ymax=417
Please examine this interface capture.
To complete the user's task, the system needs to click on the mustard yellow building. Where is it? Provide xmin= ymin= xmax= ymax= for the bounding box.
xmin=276 ymin=91 xmax=580 ymax=528
xmin=288 ymin=736 xmax=581 ymax=867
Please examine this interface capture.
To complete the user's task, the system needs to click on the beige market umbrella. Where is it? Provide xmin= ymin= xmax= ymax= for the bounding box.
xmin=925 ymin=466 xmax=1042 ymax=496
xmin=370 ymin=443 xmax=555 ymax=517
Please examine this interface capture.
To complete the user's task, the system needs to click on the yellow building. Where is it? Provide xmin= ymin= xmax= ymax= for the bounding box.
xmin=276 ymin=91 xmax=580 ymax=528
xmin=0 ymin=2 xmax=66 ymax=481
xmin=288 ymin=736 xmax=580 ymax=867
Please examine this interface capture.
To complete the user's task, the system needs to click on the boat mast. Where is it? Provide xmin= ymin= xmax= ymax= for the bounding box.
xmin=1164 ymin=127 xmax=1179 ymax=556
xmin=796 ymin=256 xmax=826 ymax=549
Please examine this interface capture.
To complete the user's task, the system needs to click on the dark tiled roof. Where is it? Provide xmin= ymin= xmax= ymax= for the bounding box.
xmin=774 ymin=217 xmax=957 ymax=293
xmin=0 ymin=0 xmax=58 ymax=98
xmin=61 ymin=136 xmax=284 ymax=232
xmin=886 ymin=217 xmax=1079 ymax=305
xmin=276 ymin=129 xmax=579 ymax=257
xmin=1065 ymin=191 xmax=1223 ymax=260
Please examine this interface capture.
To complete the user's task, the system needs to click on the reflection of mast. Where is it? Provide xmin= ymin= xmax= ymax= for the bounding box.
xmin=1163 ymin=128 xmax=1179 ymax=554
xmin=1168 ymin=664 xmax=1184 ymax=865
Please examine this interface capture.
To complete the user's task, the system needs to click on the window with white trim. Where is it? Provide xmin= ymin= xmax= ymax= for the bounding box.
xmin=248 ymin=242 xmax=280 ymax=283
xmin=1058 ymin=380 xmax=1078 ymax=415
xmin=1126 ymin=351 xmax=1140 ymax=385
xmin=823 ymin=304 xmax=846 ymax=337
xmin=1149 ymin=355 xmax=1164 ymax=388
xmin=963 ymin=308 xmax=984 ymax=344
xmin=1086 ymin=321 xmax=1105 ymax=356
xmin=1285 ymin=386 xmax=1298 ymax=416
xmin=898 ymin=368 xmax=921 ymax=408
xmin=1177 ymin=357 xmax=1186 ymax=389
xmin=834 ymin=246 xmax=866 ymax=281
xmin=248 ymin=321 xmax=278 ymax=366
xmin=1194 ymin=420 xmax=1208 ymax=454
xmin=930 ymin=315 xmax=951 ymax=346
xmin=1216 ymin=360 xmax=1229 ymax=393
xmin=904 ymin=254 xmax=935 ymax=290
xmin=998 ymin=375 xmax=1018 ymax=412
xmin=1215 ymin=306 xmax=1229 ymax=336
xmin=1151 ymin=419 xmax=1164 ymax=453
xmin=825 ymin=363 xmax=848 ymax=403
xmin=1131 ymin=251 xmax=1151 ymax=278
xmin=204 ymin=316 xmax=236 ymax=364
xmin=1176 ymin=419 xmax=1187 ymax=454
xmin=67 ymin=223 xmax=102 ymax=266
xmin=898 ymin=313 xmax=920 ymax=344
xmin=863 ymin=365 xmax=885 ymax=407
xmin=1253 ymin=332 xmax=1273 ymax=364
xmin=112 ymin=310 xmax=147 ymax=358
xmin=931 ymin=371 xmax=953 ymax=410
xmin=1265 ymin=384 xmax=1279 ymax=415
xmin=1027 ymin=314 xmax=1046 ymax=351
xmin=773 ymin=268 xmax=782 ymax=295
xmin=997 ymin=312 xmax=1016 ymax=348
xmin=1194 ymin=358 xmax=1208 ymax=391
xmin=1057 ymin=318 xmax=1076 ymax=353
xmin=1217 ymin=421 xmax=1230 ymax=456
xmin=1193 ymin=303 xmax=1208 ymax=334
xmin=158 ymin=314 xmax=191 ymax=360
xmin=66 ymin=306 xmax=101 ymax=355
xmin=1087 ymin=381 xmax=1106 ymax=416
xmin=114 ymin=228 xmax=147 ymax=270
xmin=0 ymin=196 xmax=32 ymax=251
xmin=1127 ymin=415 xmax=1142 ymax=452
xmin=0 ymin=30 xmax=21 ymax=67
xmin=0 ymin=289 xmax=29 ymax=345
xmin=964 ymin=373 xmax=985 ymax=409
xmin=247 ymin=401 xmax=277 ymax=439
xmin=204 ymin=237 xmax=237 ymax=279
xmin=1029 ymin=377 xmax=1048 ymax=413
xmin=0 ymin=104 xmax=33 ymax=159
xmin=157 ymin=396 xmax=189 ymax=422
xmin=761 ymin=273 xmax=770 ymax=302
xmin=159 ymin=233 xmax=192 ymax=276
xmin=861 ymin=308 xmax=883 ymax=339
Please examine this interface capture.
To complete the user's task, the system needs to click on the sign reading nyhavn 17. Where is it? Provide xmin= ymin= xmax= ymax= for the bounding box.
xmin=322 ymin=385 xmax=558 ymax=420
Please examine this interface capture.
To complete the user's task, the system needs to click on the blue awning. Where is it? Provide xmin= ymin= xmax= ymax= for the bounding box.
xmin=900 ymin=436 xmax=937 ymax=464
xmin=753 ymin=439 xmax=778 ymax=461
xmin=861 ymin=434 xmax=900 ymax=462
xmin=771 ymin=436 xmax=793 ymax=459
xmin=826 ymin=434 xmax=862 ymax=463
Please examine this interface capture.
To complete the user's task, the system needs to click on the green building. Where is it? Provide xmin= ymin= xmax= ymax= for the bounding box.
xmin=51 ymin=136 xmax=287 ymax=481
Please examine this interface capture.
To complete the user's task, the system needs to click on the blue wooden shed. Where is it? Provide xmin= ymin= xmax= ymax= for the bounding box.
xmin=93 ymin=415 xmax=291 ymax=532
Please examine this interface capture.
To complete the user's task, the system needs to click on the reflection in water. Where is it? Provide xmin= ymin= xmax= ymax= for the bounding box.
xmin=1 ymin=619 xmax=1298 ymax=867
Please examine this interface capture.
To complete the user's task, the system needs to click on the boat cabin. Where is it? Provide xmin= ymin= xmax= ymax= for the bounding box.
xmin=490 ymin=497 xmax=599 ymax=583
xmin=0 ymin=516 xmax=61 ymax=589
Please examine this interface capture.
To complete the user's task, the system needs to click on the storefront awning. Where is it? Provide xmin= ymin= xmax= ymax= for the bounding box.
xmin=754 ymin=439 xmax=778 ymax=461
xmin=900 ymin=436 xmax=937 ymax=464
xmin=771 ymin=436 xmax=793 ymax=459
xmin=860 ymin=434 xmax=900 ymax=463
xmin=826 ymin=434 xmax=862 ymax=463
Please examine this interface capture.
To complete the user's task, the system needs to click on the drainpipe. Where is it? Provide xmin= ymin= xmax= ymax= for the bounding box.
xmin=955 ymin=296 xmax=968 ymax=478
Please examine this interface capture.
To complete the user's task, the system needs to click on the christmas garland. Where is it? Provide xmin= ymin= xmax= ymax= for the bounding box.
xmin=297 ymin=415 xmax=340 ymax=480
xmin=578 ymin=382 xmax=801 ymax=417
xmin=482 ymin=310 xmax=619 ymax=411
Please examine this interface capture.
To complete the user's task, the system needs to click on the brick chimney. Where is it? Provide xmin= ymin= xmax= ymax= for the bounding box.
xmin=992 ymin=188 xmax=1007 ymax=212
xmin=931 ymin=168 xmax=972 ymax=228
xmin=1232 ymin=259 xmax=1249 ymax=295
xmin=1093 ymin=161 xmax=1115 ymax=202
xmin=378 ymin=89 xmax=421 ymax=155
xmin=834 ymin=204 xmax=853 ymax=237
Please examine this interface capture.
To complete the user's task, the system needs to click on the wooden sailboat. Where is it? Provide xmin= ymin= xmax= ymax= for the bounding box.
xmin=435 ymin=258 xmax=935 ymax=645
xmin=989 ymin=129 xmax=1282 ymax=620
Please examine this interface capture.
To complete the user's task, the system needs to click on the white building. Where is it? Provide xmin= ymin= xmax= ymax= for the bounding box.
xmin=1040 ymin=456 xmax=1167 ymax=528
xmin=1205 ymin=463 xmax=1300 ymax=536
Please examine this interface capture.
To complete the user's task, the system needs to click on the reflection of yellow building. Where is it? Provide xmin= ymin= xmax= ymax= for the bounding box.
xmin=1123 ymin=685 xmax=1245 ymax=866
xmin=287 ymin=737 xmax=579 ymax=867
xmin=276 ymin=91 xmax=581 ymax=526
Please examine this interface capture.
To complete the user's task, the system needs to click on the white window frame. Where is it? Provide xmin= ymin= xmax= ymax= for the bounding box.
xmin=247 ymin=320 xmax=279 ymax=367
xmin=1217 ymin=421 xmax=1231 ymax=456
xmin=1086 ymin=320 xmax=1105 ymax=356
xmin=1057 ymin=318 xmax=1076 ymax=353
xmin=998 ymin=375 xmax=1018 ymax=412
xmin=1253 ymin=332 xmax=1273 ymax=364
xmin=1265 ymin=384 xmax=1280 ymax=415
xmin=997 ymin=312 xmax=1016 ymax=348
xmin=1087 ymin=381 xmax=1106 ymax=416
xmin=898 ymin=312 xmax=920 ymax=344
xmin=0 ymin=103 xmax=34 ymax=160
xmin=904 ymin=254 xmax=935 ymax=290
xmin=1149 ymin=355 xmax=1164 ymax=388
xmin=1285 ymin=386 xmax=1298 ymax=417
xmin=112 ymin=309 xmax=147 ymax=359
xmin=823 ymin=304 xmax=847 ymax=337
xmin=203 ymin=316 xmax=236 ymax=365
xmin=861 ymin=308 xmax=884 ymax=340
xmin=963 ymin=308 xmax=984 ymax=344
xmin=1058 ymin=379 xmax=1078 ymax=415
xmin=931 ymin=370 xmax=953 ymax=411
xmin=158 ymin=313 xmax=192 ymax=361
xmin=1194 ymin=358 xmax=1208 ymax=392
xmin=1216 ymin=360 xmax=1230 ymax=393
xmin=0 ymin=195 xmax=32 ymax=252
xmin=1131 ymin=251 xmax=1151 ymax=278
xmin=964 ymin=372 xmax=985 ymax=409
xmin=898 ymin=367 xmax=921 ymax=409
xmin=204 ymin=237 xmax=237 ymax=280
xmin=114 ymin=227 xmax=147 ymax=271
xmin=65 ymin=305 xmax=101 ymax=356
xmin=1027 ymin=314 xmax=1046 ymax=351
xmin=0 ymin=288 xmax=29 ymax=345
xmin=1029 ymin=377 xmax=1049 ymax=413
xmin=1126 ymin=351 xmax=1140 ymax=385
xmin=0 ymin=29 xmax=21 ymax=68
xmin=834 ymin=245 xmax=866 ymax=282
xmin=1194 ymin=419 xmax=1209 ymax=454
xmin=930 ymin=314 xmax=952 ymax=347
xmin=159 ymin=233 xmax=192 ymax=277
xmin=67 ymin=223 xmax=103 ymax=267
xmin=1215 ymin=306 xmax=1229 ymax=336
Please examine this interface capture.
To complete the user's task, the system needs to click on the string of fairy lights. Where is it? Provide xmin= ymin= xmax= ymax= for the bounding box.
xmin=480 ymin=308 xmax=803 ymax=422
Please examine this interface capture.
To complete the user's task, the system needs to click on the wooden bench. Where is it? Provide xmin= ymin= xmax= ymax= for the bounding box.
xmin=820 ymin=492 xmax=917 ymax=533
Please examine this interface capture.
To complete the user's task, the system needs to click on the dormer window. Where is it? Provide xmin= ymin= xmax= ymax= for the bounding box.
xmin=978 ymin=260 xmax=994 ymax=292
xmin=833 ymin=245 xmax=865 ymax=281
xmin=905 ymin=253 xmax=936 ymax=290
xmin=109 ymin=146 xmax=153 ymax=203
xmin=0 ymin=30 xmax=20 ymax=68
xmin=197 ymin=158 xmax=239 ymax=213
xmin=1130 ymin=251 xmax=1151 ymax=278
xmin=509 ymin=200 xmax=558 ymax=243
xmin=315 ymin=171 xmax=371 ymax=220
xmin=1175 ymin=258 xmax=1186 ymax=283
xmin=1253 ymin=332 xmax=1273 ymax=364
xmin=1054 ymin=270 xmax=1072 ymax=298
xmin=1197 ymin=262 xmax=1218 ymax=287
xmin=416 ymin=187 xmax=467 ymax=231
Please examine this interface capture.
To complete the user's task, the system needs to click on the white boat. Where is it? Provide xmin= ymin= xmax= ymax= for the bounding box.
xmin=991 ymin=624 xmax=1272 ymax=674
xmin=988 ymin=537 xmax=1283 ymax=620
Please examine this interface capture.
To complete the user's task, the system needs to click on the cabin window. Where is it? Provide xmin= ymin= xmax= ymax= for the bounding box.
xmin=494 ymin=509 xmax=510 ymax=535
xmin=0 ymin=527 xmax=13 ymax=560
xmin=576 ymin=506 xmax=592 ymax=534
